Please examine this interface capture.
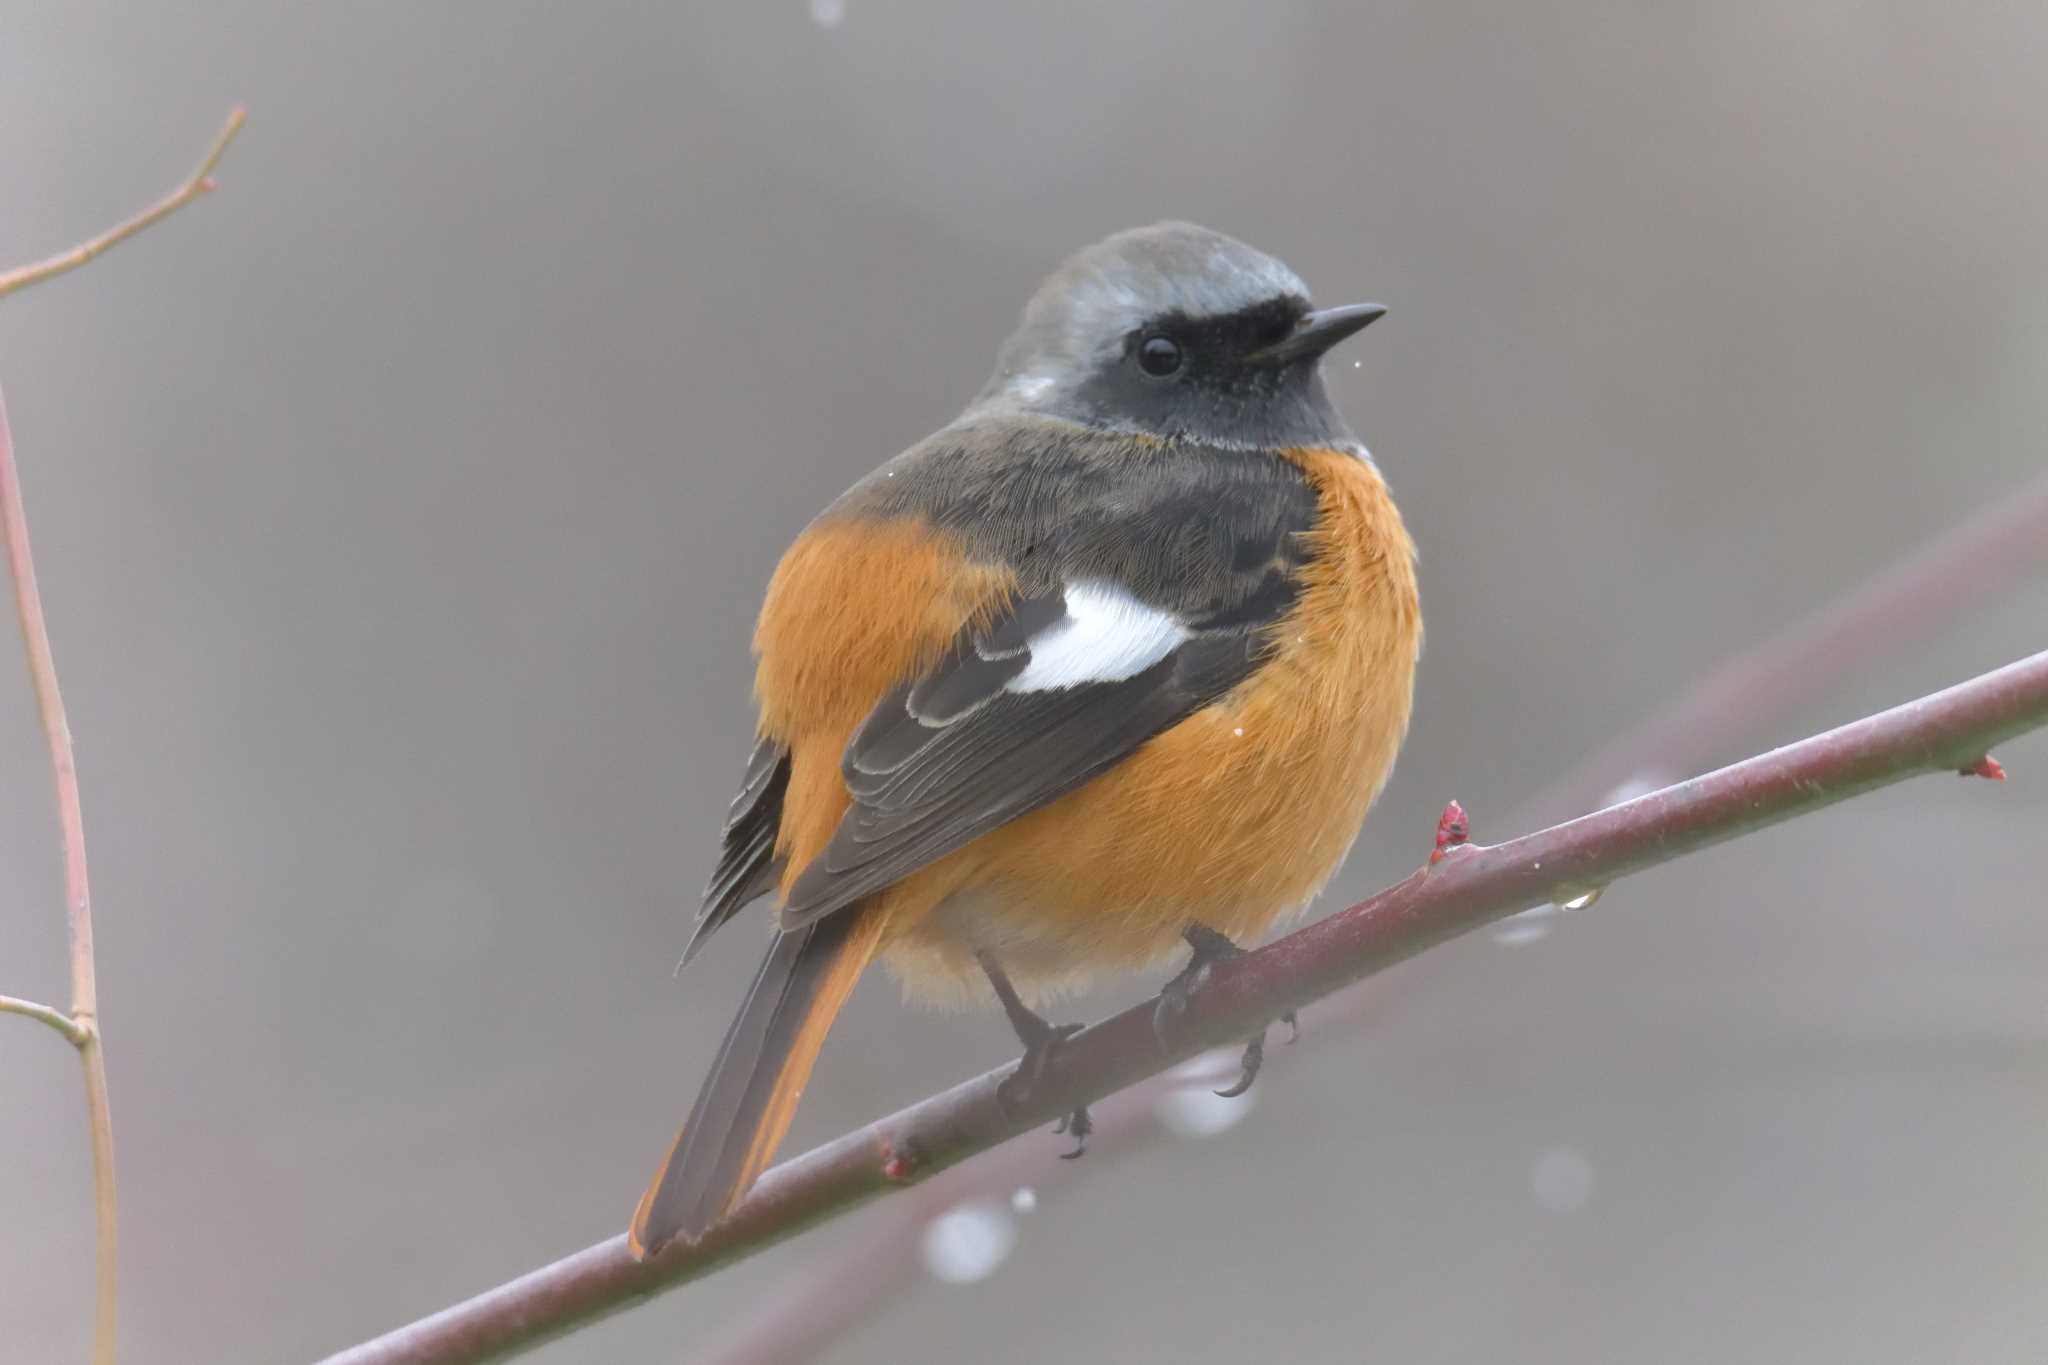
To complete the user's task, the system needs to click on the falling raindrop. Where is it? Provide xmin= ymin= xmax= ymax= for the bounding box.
xmin=1530 ymin=1145 xmax=1595 ymax=1212
xmin=921 ymin=1199 xmax=1018 ymax=1284
xmin=808 ymin=0 xmax=846 ymax=28
xmin=1010 ymin=1186 xmax=1038 ymax=1215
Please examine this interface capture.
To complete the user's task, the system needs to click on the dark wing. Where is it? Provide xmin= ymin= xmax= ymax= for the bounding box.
xmin=679 ymin=735 xmax=790 ymax=967
xmin=778 ymin=580 xmax=1292 ymax=928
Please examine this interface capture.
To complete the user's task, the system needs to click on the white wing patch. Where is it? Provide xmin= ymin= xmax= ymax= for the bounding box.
xmin=1005 ymin=580 xmax=1189 ymax=693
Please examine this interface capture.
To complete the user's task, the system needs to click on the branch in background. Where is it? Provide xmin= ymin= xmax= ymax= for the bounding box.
xmin=0 ymin=107 xmax=246 ymax=301
xmin=0 ymin=992 xmax=92 ymax=1045
xmin=318 ymin=647 xmax=2048 ymax=1365
xmin=1526 ymin=467 xmax=2048 ymax=825
xmin=700 ymin=466 xmax=2048 ymax=1364
xmin=1 ymin=108 xmax=247 ymax=1365
xmin=0 ymin=383 xmax=120 ymax=1365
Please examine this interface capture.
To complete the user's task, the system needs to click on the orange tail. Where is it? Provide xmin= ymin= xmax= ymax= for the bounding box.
xmin=629 ymin=907 xmax=884 ymax=1257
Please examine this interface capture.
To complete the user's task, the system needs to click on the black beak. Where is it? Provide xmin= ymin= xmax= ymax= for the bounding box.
xmin=1246 ymin=302 xmax=1387 ymax=366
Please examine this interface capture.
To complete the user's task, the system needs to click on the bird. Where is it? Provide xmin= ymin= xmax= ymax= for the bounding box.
xmin=629 ymin=221 xmax=1421 ymax=1257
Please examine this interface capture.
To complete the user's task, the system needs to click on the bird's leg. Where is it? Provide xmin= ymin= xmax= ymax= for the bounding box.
xmin=1151 ymin=924 xmax=1299 ymax=1098
xmin=977 ymin=949 xmax=1092 ymax=1157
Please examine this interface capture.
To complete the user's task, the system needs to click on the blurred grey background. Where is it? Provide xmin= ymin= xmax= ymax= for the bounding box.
xmin=3 ymin=3 xmax=2045 ymax=1361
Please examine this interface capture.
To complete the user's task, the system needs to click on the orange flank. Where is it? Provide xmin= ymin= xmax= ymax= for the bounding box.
xmin=753 ymin=516 xmax=1016 ymax=894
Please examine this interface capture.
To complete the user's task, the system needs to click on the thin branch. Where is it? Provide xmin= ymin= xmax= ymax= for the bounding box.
xmin=318 ymin=647 xmax=2048 ymax=1365
xmin=1527 ymin=466 xmax=2048 ymax=825
xmin=0 ymin=992 xmax=91 ymax=1046
xmin=2 ymin=387 xmax=117 ymax=1362
xmin=0 ymin=107 xmax=246 ymax=301
xmin=1 ymin=107 xmax=248 ymax=1365
xmin=692 ymin=1048 xmax=1246 ymax=1364
xmin=77 ymin=1041 xmax=116 ymax=1365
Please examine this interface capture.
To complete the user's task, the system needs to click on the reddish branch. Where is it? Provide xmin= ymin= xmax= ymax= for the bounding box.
xmin=1528 ymin=467 xmax=2048 ymax=824
xmin=694 ymin=1044 xmax=1247 ymax=1362
xmin=319 ymin=647 xmax=2048 ymax=1365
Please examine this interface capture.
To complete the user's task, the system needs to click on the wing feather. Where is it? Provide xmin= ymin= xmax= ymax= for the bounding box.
xmin=680 ymin=736 xmax=791 ymax=967
xmin=779 ymin=585 xmax=1271 ymax=927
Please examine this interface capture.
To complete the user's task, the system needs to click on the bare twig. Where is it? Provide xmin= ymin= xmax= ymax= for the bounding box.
xmin=318 ymin=647 xmax=2048 ymax=1365
xmin=0 ymin=107 xmax=246 ymax=301
xmin=0 ymin=992 xmax=91 ymax=1045
xmin=1527 ymin=466 xmax=2048 ymax=824
xmin=1 ymin=387 xmax=118 ymax=1364
xmin=1 ymin=108 xmax=248 ymax=1365
xmin=3 ymin=385 xmax=118 ymax=1364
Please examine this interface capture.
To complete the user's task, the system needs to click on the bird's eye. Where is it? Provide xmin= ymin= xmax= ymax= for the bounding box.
xmin=1137 ymin=334 xmax=1184 ymax=377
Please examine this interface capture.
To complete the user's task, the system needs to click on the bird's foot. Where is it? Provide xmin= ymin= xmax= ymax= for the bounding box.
xmin=1152 ymin=925 xmax=1299 ymax=1098
xmin=1053 ymin=1100 xmax=1094 ymax=1158
xmin=995 ymin=1014 xmax=1092 ymax=1156
xmin=979 ymin=949 xmax=1093 ymax=1156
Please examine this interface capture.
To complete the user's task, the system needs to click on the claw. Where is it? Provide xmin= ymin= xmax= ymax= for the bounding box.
xmin=1214 ymin=1030 xmax=1265 ymax=1099
xmin=1054 ymin=1105 xmax=1094 ymax=1158
xmin=1155 ymin=925 xmax=1294 ymax=1101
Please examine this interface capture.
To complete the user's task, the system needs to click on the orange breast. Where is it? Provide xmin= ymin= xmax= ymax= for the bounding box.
xmin=883 ymin=447 xmax=1421 ymax=1002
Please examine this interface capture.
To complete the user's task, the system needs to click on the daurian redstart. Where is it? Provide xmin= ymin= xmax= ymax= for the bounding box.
xmin=630 ymin=222 xmax=1420 ymax=1256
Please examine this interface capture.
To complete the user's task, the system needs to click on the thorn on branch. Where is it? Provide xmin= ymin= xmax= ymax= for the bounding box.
xmin=1429 ymin=799 xmax=1470 ymax=865
xmin=1959 ymin=754 xmax=2006 ymax=781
